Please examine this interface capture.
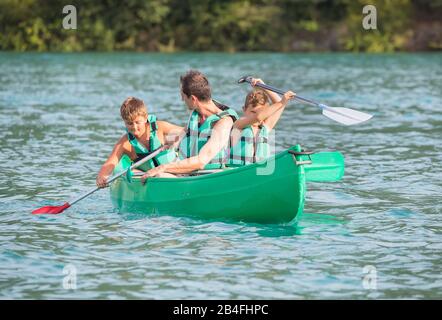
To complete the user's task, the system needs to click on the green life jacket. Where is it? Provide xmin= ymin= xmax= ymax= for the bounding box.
xmin=178 ymin=103 xmax=238 ymax=169
xmin=227 ymin=124 xmax=270 ymax=166
xmin=127 ymin=114 xmax=177 ymax=171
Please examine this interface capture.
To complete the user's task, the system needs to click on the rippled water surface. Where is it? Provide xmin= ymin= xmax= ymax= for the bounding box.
xmin=0 ymin=53 xmax=441 ymax=299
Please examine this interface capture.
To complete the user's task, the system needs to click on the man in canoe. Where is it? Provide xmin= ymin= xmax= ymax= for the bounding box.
xmin=140 ymin=70 xmax=238 ymax=181
xmin=96 ymin=96 xmax=184 ymax=188
xmin=228 ymin=78 xmax=295 ymax=166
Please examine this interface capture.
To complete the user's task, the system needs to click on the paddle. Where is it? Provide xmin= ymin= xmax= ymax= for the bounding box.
xmin=32 ymin=145 xmax=167 ymax=215
xmin=238 ymin=76 xmax=373 ymax=126
xmin=304 ymin=152 xmax=345 ymax=182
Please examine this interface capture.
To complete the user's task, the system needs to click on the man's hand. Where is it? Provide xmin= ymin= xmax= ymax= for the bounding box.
xmin=141 ymin=165 xmax=166 ymax=184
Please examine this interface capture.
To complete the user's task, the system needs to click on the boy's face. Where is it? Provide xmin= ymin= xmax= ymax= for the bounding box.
xmin=124 ymin=115 xmax=147 ymax=138
xmin=243 ymin=104 xmax=264 ymax=118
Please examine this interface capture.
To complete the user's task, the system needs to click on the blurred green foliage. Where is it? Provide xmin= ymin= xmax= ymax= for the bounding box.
xmin=0 ymin=0 xmax=440 ymax=52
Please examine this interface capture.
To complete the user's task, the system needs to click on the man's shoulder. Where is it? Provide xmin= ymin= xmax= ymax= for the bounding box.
xmin=213 ymin=116 xmax=234 ymax=132
xmin=217 ymin=106 xmax=238 ymax=119
xmin=216 ymin=115 xmax=234 ymax=125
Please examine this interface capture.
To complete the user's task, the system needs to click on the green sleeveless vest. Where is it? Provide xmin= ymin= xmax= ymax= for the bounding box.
xmin=127 ymin=114 xmax=177 ymax=171
xmin=178 ymin=104 xmax=238 ymax=169
xmin=227 ymin=124 xmax=270 ymax=166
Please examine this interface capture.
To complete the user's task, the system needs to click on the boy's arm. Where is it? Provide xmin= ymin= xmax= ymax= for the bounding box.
xmin=157 ymin=120 xmax=186 ymax=147
xmin=262 ymin=91 xmax=295 ymax=131
xmin=234 ymin=78 xmax=294 ymax=132
xmin=96 ymin=135 xmax=128 ymax=188
xmin=232 ymin=114 xmax=261 ymax=130
xmin=233 ymin=91 xmax=295 ymax=132
xmin=251 ymin=78 xmax=281 ymax=104
xmin=141 ymin=117 xmax=233 ymax=178
xmin=249 ymin=78 xmax=295 ymax=131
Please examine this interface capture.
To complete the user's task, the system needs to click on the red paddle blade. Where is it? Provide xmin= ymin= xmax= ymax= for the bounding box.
xmin=32 ymin=202 xmax=71 ymax=215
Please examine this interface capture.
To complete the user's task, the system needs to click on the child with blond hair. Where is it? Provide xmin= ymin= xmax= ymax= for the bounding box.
xmin=228 ymin=78 xmax=295 ymax=166
xmin=96 ymin=97 xmax=183 ymax=187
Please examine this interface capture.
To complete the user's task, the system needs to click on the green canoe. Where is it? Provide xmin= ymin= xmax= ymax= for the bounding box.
xmin=110 ymin=145 xmax=344 ymax=224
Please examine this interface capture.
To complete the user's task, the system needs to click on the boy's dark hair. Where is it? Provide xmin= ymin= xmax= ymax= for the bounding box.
xmin=180 ymin=70 xmax=212 ymax=101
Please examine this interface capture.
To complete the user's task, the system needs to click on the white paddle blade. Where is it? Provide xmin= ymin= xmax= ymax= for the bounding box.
xmin=322 ymin=106 xmax=373 ymax=126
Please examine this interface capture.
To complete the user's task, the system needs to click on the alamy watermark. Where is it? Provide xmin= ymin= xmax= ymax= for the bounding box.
xmin=62 ymin=5 xmax=77 ymax=30
xmin=62 ymin=264 xmax=77 ymax=290
xmin=362 ymin=265 xmax=377 ymax=290
xmin=362 ymin=5 xmax=377 ymax=30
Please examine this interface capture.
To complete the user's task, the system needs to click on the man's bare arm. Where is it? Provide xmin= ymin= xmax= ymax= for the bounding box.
xmin=146 ymin=117 xmax=233 ymax=175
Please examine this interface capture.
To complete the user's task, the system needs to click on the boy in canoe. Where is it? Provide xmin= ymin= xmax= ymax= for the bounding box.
xmin=228 ymin=78 xmax=296 ymax=166
xmin=140 ymin=70 xmax=238 ymax=181
xmin=96 ymin=96 xmax=184 ymax=188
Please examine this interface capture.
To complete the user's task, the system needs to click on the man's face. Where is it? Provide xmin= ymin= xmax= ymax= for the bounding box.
xmin=180 ymin=86 xmax=195 ymax=111
xmin=124 ymin=115 xmax=147 ymax=138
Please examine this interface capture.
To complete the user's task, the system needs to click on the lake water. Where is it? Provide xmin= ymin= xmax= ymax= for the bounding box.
xmin=0 ymin=52 xmax=441 ymax=299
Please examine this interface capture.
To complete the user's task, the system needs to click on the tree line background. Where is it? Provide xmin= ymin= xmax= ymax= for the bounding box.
xmin=1 ymin=0 xmax=441 ymax=52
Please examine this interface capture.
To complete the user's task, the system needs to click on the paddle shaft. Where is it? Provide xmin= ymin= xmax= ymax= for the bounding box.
xmin=68 ymin=145 xmax=166 ymax=206
xmin=249 ymin=80 xmax=371 ymax=123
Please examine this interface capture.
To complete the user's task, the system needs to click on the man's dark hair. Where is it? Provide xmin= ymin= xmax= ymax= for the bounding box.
xmin=180 ymin=70 xmax=212 ymax=101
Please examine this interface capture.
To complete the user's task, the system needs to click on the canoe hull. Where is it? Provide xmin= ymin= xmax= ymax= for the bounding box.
xmin=110 ymin=146 xmax=306 ymax=224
